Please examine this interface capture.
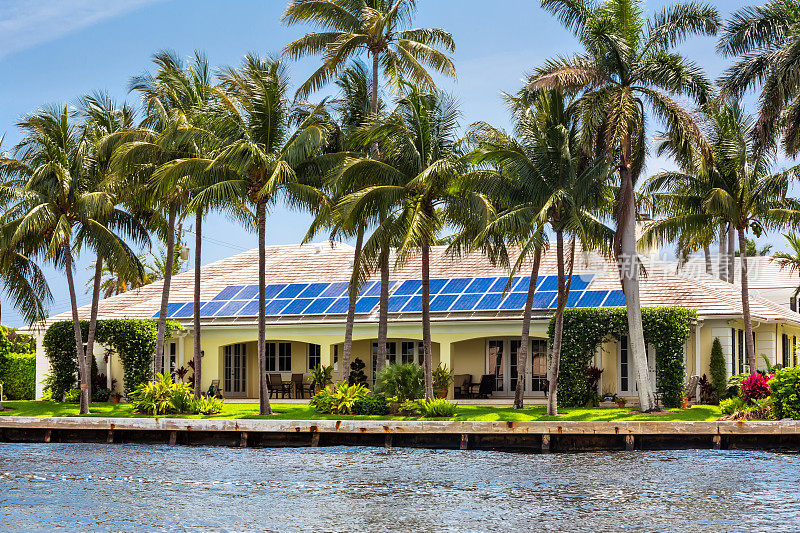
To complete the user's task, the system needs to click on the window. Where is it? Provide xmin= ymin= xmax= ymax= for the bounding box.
xmin=791 ymin=297 xmax=798 ymax=312
xmin=266 ymin=342 xmax=292 ymax=372
xmin=510 ymin=340 xmax=521 ymax=391
xmin=401 ymin=341 xmax=421 ymax=365
xmin=333 ymin=344 xmax=339 ymax=373
xmin=783 ymin=334 xmax=790 ymax=368
xmin=488 ymin=340 xmax=504 ymax=392
xmin=794 ymin=336 xmax=797 ymax=367
xmin=620 ymin=336 xmax=629 ymax=392
xmin=372 ymin=342 xmax=397 ymax=383
xmin=308 ymin=343 xmax=321 ymax=370
xmin=162 ymin=341 xmax=177 ymax=374
xmin=223 ymin=343 xmax=246 ymax=395
xmin=531 ymin=339 xmax=548 ymax=392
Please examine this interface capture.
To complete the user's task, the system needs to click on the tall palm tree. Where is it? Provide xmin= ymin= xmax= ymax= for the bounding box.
xmin=283 ymin=0 xmax=456 ymax=373
xmin=773 ymin=232 xmax=800 ymax=305
xmin=2 ymin=105 xmax=143 ymax=413
xmin=471 ymin=89 xmax=612 ymax=413
xmin=645 ymin=103 xmax=800 ymax=371
xmin=533 ymin=0 xmax=720 ymax=411
xmin=339 ymin=86 xmax=487 ymax=399
xmin=178 ymin=55 xmax=330 ymax=415
xmin=719 ymin=1 xmax=800 ymax=154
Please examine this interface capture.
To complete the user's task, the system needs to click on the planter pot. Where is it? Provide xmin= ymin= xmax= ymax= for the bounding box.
xmin=436 ymin=390 xmax=448 ymax=399
xmin=616 ymin=403 xmax=626 ymax=408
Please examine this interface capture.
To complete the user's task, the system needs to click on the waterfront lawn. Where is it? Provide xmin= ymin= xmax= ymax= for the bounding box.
xmin=0 ymin=401 xmax=722 ymax=421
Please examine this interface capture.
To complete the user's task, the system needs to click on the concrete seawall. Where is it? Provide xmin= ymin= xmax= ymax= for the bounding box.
xmin=2 ymin=417 xmax=799 ymax=452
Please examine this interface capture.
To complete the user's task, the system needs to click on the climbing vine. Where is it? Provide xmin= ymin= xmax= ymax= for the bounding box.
xmin=549 ymin=307 xmax=695 ymax=408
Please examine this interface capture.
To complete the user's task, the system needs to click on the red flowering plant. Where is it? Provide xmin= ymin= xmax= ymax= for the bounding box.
xmin=741 ymin=372 xmax=771 ymax=403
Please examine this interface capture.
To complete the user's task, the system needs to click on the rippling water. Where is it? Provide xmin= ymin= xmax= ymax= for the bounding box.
xmin=1 ymin=443 xmax=799 ymax=532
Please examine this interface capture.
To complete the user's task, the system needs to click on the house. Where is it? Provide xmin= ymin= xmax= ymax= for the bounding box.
xmin=30 ymin=242 xmax=800 ymax=401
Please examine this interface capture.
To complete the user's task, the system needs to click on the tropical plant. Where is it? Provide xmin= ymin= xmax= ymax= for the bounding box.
xmin=310 ymin=381 xmax=369 ymax=414
xmin=351 ymin=392 xmax=389 ymax=415
xmin=533 ymin=0 xmax=721 ymax=411
xmin=417 ymin=398 xmax=458 ymax=417
xmin=191 ymin=394 xmax=224 ymax=415
xmin=741 ymin=371 xmax=771 ymax=403
xmin=129 ymin=373 xmax=192 ymax=415
xmin=0 ymin=222 xmax=50 ymax=325
xmin=772 ymin=232 xmax=800 ymax=303
xmin=769 ymin=366 xmax=800 ymax=419
xmin=283 ymin=0 xmax=456 ymax=375
xmin=348 ymin=357 xmax=368 ymax=385
xmin=432 ymin=363 xmax=454 ymax=397
xmin=310 ymin=364 xmax=334 ymax=392
xmin=374 ymin=363 xmax=424 ymax=400
xmin=709 ymin=337 xmax=727 ymax=402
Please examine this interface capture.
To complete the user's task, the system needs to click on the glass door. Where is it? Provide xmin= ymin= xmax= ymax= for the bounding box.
xmin=487 ymin=340 xmax=504 ymax=393
xmin=224 ymin=343 xmax=247 ymax=397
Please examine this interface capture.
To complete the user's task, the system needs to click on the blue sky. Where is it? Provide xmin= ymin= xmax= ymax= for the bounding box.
xmin=0 ymin=0 xmax=781 ymax=327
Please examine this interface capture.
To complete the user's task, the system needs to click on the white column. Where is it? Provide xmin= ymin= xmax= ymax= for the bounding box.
xmin=439 ymin=341 xmax=453 ymax=399
xmin=695 ymin=321 xmax=703 ymax=401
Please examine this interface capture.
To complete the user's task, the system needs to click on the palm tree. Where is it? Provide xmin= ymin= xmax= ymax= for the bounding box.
xmin=645 ymin=103 xmax=800 ymax=371
xmin=180 ymin=54 xmax=330 ymax=415
xmin=339 ymin=86 xmax=488 ymax=399
xmin=773 ymin=232 xmax=800 ymax=305
xmin=471 ymin=88 xmax=612 ymax=413
xmin=718 ymin=1 xmax=800 ymax=154
xmin=283 ymin=0 xmax=456 ymax=373
xmin=1 ymin=105 xmax=143 ymax=413
xmin=532 ymin=0 xmax=720 ymax=411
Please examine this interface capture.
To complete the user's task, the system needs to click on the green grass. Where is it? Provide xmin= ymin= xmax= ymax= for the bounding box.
xmin=0 ymin=401 xmax=722 ymax=421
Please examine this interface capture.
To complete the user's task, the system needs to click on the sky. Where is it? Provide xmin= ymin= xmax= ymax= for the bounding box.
xmin=0 ymin=0 xmax=783 ymax=327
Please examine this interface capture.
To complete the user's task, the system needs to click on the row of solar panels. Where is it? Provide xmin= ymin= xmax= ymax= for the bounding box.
xmin=155 ymin=275 xmax=625 ymax=318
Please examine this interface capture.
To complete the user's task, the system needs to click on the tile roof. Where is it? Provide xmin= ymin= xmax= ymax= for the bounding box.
xmin=38 ymin=241 xmax=800 ymax=327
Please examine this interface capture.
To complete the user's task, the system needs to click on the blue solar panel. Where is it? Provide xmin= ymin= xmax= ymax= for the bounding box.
xmin=173 ymin=302 xmax=202 ymax=318
xmin=280 ymin=298 xmax=314 ymax=315
xmin=355 ymin=296 xmax=379 ymax=313
xmin=156 ymin=302 xmax=188 ymax=318
xmin=265 ymin=299 xmax=291 ymax=314
xmin=237 ymin=301 xmax=260 ymax=316
xmin=236 ymin=285 xmax=260 ymax=300
xmin=217 ymin=300 xmax=248 ymax=316
xmin=363 ymin=280 xmax=395 ymax=297
xmin=304 ymin=298 xmax=336 ymax=314
xmin=429 ymin=278 xmax=448 ymax=294
xmin=357 ymin=281 xmax=378 ymax=296
xmin=393 ymin=280 xmax=422 ymax=296
xmin=441 ymin=278 xmax=471 ymax=294
xmin=213 ymin=285 xmax=245 ymax=300
xmin=576 ymin=290 xmax=608 ymax=308
xmin=389 ymin=295 xmax=411 ymax=312
xmin=264 ymin=284 xmax=287 ymax=299
xmin=325 ymin=297 xmax=349 ymax=314
xmin=199 ymin=301 xmax=226 ymax=317
xmin=465 ymin=277 xmax=497 ymax=293
xmin=538 ymin=276 xmax=559 ymax=292
xmin=603 ymin=290 xmax=626 ymax=307
xmin=320 ymin=282 xmax=348 ymax=298
xmin=570 ymin=274 xmax=594 ymax=291
xmin=401 ymin=296 xmax=423 ymax=312
xmin=565 ymin=290 xmax=585 ymax=308
xmin=451 ymin=293 xmax=482 ymax=311
xmin=430 ymin=294 xmax=458 ymax=312
xmin=297 ymin=283 xmax=329 ymax=298
xmin=500 ymin=292 xmax=528 ymax=310
xmin=532 ymin=291 xmax=557 ymax=308
xmin=474 ymin=293 xmax=505 ymax=310
xmin=276 ymin=284 xmax=308 ymax=299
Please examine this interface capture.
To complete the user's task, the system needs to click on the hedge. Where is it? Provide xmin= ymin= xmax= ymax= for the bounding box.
xmin=0 ymin=353 xmax=35 ymax=400
xmin=43 ymin=319 xmax=181 ymax=399
xmin=550 ymin=307 xmax=695 ymax=408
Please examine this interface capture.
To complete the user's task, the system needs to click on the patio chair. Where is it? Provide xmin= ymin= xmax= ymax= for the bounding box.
xmin=268 ymin=373 xmax=290 ymax=399
xmin=476 ymin=374 xmax=495 ymax=399
xmin=683 ymin=375 xmax=700 ymax=405
xmin=453 ymin=374 xmax=472 ymax=399
xmin=290 ymin=373 xmax=306 ymax=399
xmin=208 ymin=379 xmax=223 ymax=399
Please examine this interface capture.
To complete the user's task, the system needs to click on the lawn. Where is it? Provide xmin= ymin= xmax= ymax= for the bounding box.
xmin=0 ymin=401 xmax=722 ymax=422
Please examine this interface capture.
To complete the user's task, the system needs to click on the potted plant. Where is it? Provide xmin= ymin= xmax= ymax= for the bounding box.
xmin=110 ymin=392 xmax=124 ymax=403
xmin=615 ymin=396 xmax=627 ymax=409
xmin=433 ymin=363 xmax=454 ymax=399
xmin=310 ymin=364 xmax=334 ymax=394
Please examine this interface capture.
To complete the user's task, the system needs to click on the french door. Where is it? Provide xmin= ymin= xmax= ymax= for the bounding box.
xmin=487 ymin=338 xmax=549 ymax=396
xmin=618 ymin=336 xmax=656 ymax=395
xmin=224 ymin=343 xmax=247 ymax=397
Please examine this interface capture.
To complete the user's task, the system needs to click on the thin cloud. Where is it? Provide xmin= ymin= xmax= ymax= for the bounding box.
xmin=0 ymin=0 xmax=162 ymax=61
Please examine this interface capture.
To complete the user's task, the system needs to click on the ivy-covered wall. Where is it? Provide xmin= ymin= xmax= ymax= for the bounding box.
xmin=43 ymin=319 xmax=180 ymax=399
xmin=550 ymin=307 xmax=695 ymax=408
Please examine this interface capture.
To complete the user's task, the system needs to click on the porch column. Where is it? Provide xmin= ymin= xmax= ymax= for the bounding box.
xmin=320 ymin=343 xmax=333 ymax=368
xmin=439 ymin=341 xmax=453 ymax=399
xmin=695 ymin=321 xmax=703 ymax=402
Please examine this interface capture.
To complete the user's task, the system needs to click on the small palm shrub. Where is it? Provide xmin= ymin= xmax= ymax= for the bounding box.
xmin=310 ymin=364 xmax=334 ymax=392
xmin=769 ymin=366 xmax=800 ymax=419
xmin=352 ymin=393 xmax=389 ymax=415
xmin=432 ymin=363 xmax=454 ymax=397
xmin=191 ymin=395 xmax=224 ymax=415
xmin=374 ymin=363 xmax=424 ymax=400
xmin=310 ymin=382 xmax=369 ymax=414
xmin=419 ymin=398 xmax=458 ymax=418
xmin=129 ymin=373 xmax=223 ymax=415
xmin=741 ymin=372 xmax=771 ymax=402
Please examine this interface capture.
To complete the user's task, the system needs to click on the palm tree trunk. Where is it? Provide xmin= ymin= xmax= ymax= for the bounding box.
xmin=421 ymin=238 xmax=434 ymax=400
xmin=154 ymin=206 xmax=176 ymax=378
xmin=85 ymin=255 xmax=103 ymax=403
xmin=513 ymin=247 xmax=542 ymax=410
xmin=376 ymin=245 xmax=389 ymax=374
xmin=258 ymin=200 xmax=272 ymax=415
xmin=342 ymin=226 xmax=364 ymax=382
xmin=727 ymin=222 xmax=735 ymax=284
xmin=738 ymin=226 xmax=757 ymax=371
xmin=63 ymin=241 xmax=89 ymax=415
xmin=547 ymin=229 xmax=571 ymax=416
xmin=618 ymin=143 xmax=655 ymax=412
xmin=719 ymin=223 xmax=728 ymax=282
xmin=703 ymin=243 xmax=712 ymax=274
xmin=193 ymin=210 xmax=203 ymax=397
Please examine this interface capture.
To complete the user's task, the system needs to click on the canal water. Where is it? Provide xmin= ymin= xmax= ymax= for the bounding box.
xmin=1 ymin=443 xmax=799 ymax=532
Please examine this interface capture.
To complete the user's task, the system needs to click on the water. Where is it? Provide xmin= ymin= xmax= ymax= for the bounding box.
xmin=1 ymin=444 xmax=799 ymax=532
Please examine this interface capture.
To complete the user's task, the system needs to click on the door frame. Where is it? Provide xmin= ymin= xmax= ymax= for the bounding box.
xmin=485 ymin=337 xmax=549 ymax=397
xmin=223 ymin=342 xmax=248 ymax=398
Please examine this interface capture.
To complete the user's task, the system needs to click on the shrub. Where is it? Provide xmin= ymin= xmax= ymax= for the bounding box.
xmin=191 ymin=395 xmax=224 ymax=415
xmin=310 ymin=382 xmax=369 ymax=414
xmin=720 ymin=396 xmax=746 ymax=415
xmin=433 ymin=363 xmax=454 ymax=396
xmin=698 ymin=374 xmax=714 ymax=404
xmin=310 ymin=364 xmax=334 ymax=392
xmin=129 ymin=373 xmax=200 ymax=415
xmin=709 ymin=338 xmax=727 ymax=402
xmin=348 ymin=358 xmax=367 ymax=386
xmin=741 ymin=372 xmax=770 ymax=402
xmin=310 ymin=388 xmax=334 ymax=414
xmin=769 ymin=366 xmax=800 ymax=419
xmin=0 ymin=353 xmax=35 ymax=400
xmin=419 ymin=398 xmax=458 ymax=418
xmin=63 ymin=389 xmax=80 ymax=403
xmin=374 ymin=363 xmax=424 ymax=400
xmin=352 ymin=393 xmax=389 ymax=415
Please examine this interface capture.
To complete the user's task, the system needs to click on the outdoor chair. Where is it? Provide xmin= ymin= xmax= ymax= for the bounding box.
xmin=208 ymin=379 xmax=223 ymax=399
xmin=290 ymin=373 xmax=306 ymax=399
xmin=453 ymin=374 xmax=472 ymax=399
xmin=268 ymin=373 xmax=290 ymax=399
xmin=476 ymin=374 xmax=495 ymax=399
xmin=683 ymin=375 xmax=700 ymax=405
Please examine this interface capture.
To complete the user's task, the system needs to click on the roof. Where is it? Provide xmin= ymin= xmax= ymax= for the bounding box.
xmin=37 ymin=241 xmax=800 ymax=328
xmin=677 ymin=256 xmax=800 ymax=291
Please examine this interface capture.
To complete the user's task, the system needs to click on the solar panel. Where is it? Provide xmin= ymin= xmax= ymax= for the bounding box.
xmin=500 ymin=292 xmax=528 ymax=310
xmin=464 ymin=277 xmax=497 ymax=293
xmin=565 ymin=290 xmax=585 ymax=308
xmin=576 ymin=290 xmax=608 ymax=308
xmin=325 ymin=298 xmax=349 ymax=314
xmin=401 ymin=296 xmax=423 ymax=313
xmin=297 ymin=283 xmax=329 ymax=298
xmin=441 ymin=278 xmax=471 ymax=294
xmin=450 ymin=293 xmax=481 ymax=311
xmin=570 ymin=274 xmax=594 ymax=291
xmin=213 ymin=285 xmax=245 ymax=301
xmin=393 ymin=279 xmax=422 ymax=296
xmin=430 ymin=294 xmax=458 ymax=312
xmin=280 ymin=298 xmax=314 ymax=315
xmin=304 ymin=298 xmax=337 ymax=315
xmin=428 ymin=278 xmax=448 ymax=294
xmin=355 ymin=296 xmax=380 ymax=313
xmin=474 ymin=293 xmax=505 ymax=311
xmin=237 ymin=301 xmax=260 ymax=316
xmin=217 ymin=300 xmax=249 ymax=316
xmin=388 ymin=295 xmax=411 ymax=312
xmin=603 ymin=290 xmax=626 ymax=307
xmin=276 ymin=284 xmax=308 ymax=299
xmin=264 ymin=299 xmax=291 ymax=314
xmin=532 ymin=291 xmax=557 ymax=308
xmin=173 ymin=302 xmax=202 ymax=318
xmin=199 ymin=301 xmax=226 ymax=317
xmin=320 ymin=282 xmax=348 ymax=298
xmin=236 ymin=285 xmax=260 ymax=300
xmin=155 ymin=302 xmax=187 ymax=318
xmin=363 ymin=280 xmax=396 ymax=297
xmin=538 ymin=275 xmax=559 ymax=292
xmin=264 ymin=284 xmax=287 ymax=299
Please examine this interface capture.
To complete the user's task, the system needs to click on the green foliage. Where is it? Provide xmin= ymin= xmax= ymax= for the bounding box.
xmin=553 ymin=307 xmax=695 ymax=408
xmin=419 ymin=398 xmax=458 ymax=418
xmin=191 ymin=395 xmax=224 ymax=415
xmin=769 ymin=366 xmax=800 ymax=419
xmin=709 ymin=338 xmax=727 ymax=402
xmin=128 ymin=373 xmax=220 ymax=415
xmin=720 ymin=396 xmax=746 ymax=415
xmin=351 ymin=393 xmax=389 ymax=415
xmin=432 ymin=363 xmax=454 ymax=395
xmin=374 ymin=363 xmax=425 ymax=400
xmin=63 ymin=389 xmax=80 ymax=403
xmin=348 ymin=358 xmax=367 ymax=386
xmin=0 ymin=353 xmax=35 ymax=400
xmin=43 ymin=319 xmax=181 ymax=399
xmin=309 ymin=364 xmax=334 ymax=391
xmin=310 ymin=382 xmax=369 ymax=414
xmin=0 ymin=326 xmax=35 ymax=353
